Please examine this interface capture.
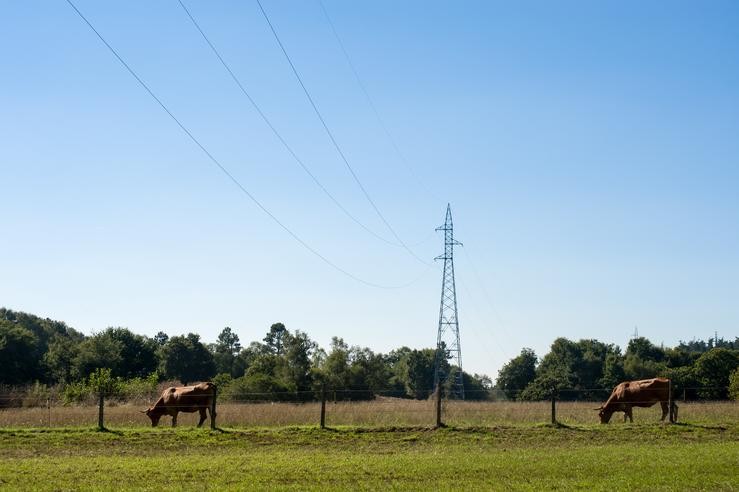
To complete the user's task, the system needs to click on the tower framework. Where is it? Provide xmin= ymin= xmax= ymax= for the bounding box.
xmin=434 ymin=204 xmax=464 ymax=399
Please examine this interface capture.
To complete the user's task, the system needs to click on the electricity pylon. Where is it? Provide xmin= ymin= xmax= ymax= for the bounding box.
xmin=433 ymin=204 xmax=464 ymax=399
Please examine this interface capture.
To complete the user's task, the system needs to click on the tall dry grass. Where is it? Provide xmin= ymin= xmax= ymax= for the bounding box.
xmin=0 ymin=399 xmax=736 ymax=428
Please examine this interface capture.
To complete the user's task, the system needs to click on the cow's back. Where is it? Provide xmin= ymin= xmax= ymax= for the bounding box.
xmin=623 ymin=378 xmax=669 ymax=404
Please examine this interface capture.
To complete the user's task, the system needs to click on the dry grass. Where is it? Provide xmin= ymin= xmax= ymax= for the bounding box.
xmin=0 ymin=398 xmax=736 ymax=428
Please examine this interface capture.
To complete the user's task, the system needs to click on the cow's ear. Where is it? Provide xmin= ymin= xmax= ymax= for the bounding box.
xmin=593 ymin=406 xmax=603 ymax=411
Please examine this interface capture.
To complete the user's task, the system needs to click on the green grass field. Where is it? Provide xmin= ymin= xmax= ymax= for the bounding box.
xmin=0 ymin=423 xmax=737 ymax=490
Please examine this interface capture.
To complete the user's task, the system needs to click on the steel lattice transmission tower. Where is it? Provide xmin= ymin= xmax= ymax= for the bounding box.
xmin=434 ymin=204 xmax=464 ymax=399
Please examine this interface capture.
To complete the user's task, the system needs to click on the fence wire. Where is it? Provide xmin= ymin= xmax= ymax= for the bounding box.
xmin=0 ymin=386 xmax=736 ymax=429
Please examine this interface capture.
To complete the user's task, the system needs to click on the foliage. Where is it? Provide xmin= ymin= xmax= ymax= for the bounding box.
xmin=21 ymin=381 xmax=51 ymax=408
xmin=118 ymin=372 xmax=160 ymax=402
xmin=496 ymin=348 xmax=537 ymax=400
xmin=88 ymin=368 xmax=122 ymax=396
xmin=213 ymin=327 xmax=241 ymax=377
xmin=222 ymin=373 xmax=294 ymax=401
xmin=729 ymin=368 xmax=739 ymax=401
xmin=62 ymin=380 xmax=94 ymax=405
xmin=0 ymin=320 xmax=39 ymax=384
xmin=692 ymin=348 xmax=739 ymax=399
xmin=2 ymin=307 xmax=737 ymax=402
xmin=159 ymin=333 xmax=215 ymax=384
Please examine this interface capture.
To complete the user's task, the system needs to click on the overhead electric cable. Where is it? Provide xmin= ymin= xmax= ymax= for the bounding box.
xmin=255 ymin=0 xmax=432 ymax=267
xmin=176 ymin=0 xmax=404 ymax=248
xmin=460 ymin=247 xmax=517 ymax=344
xmin=317 ymin=0 xmax=444 ymax=205
xmin=64 ymin=0 xmax=427 ymax=290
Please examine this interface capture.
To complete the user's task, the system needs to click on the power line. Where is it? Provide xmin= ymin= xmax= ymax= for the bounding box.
xmin=64 ymin=0 xmax=427 ymax=290
xmin=316 ymin=0 xmax=444 ymax=205
xmin=255 ymin=0 xmax=432 ymax=267
xmin=176 ymin=0 xmax=404 ymax=249
xmin=459 ymin=247 xmax=517 ymax=347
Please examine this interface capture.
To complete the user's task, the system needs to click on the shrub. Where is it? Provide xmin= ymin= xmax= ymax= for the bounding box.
xmin=222 ymin=373 xmax=294 ymax=402
xmin=22 ymin=381 xmax=51 ymax=407
xmin=62 ymin=380 xmax=94 ymax=405
xmin=119 ymin=372 xmax=159 ymax=403
xmin=729 ymin=368 xmax=739 ymax=401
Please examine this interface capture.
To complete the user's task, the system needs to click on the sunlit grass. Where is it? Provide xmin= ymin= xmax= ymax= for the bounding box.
xmin=0 ymin=426 xmax=736 ymax=490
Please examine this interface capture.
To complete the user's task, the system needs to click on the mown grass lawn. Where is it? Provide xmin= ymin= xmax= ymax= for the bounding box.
xmin=0 ymin=424 xmax=737 ymax=490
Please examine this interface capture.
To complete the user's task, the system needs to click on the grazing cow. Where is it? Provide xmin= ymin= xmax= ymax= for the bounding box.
xmin=595 ymin=378 xmax=676 ymax=424
xmin=143 ymin=382 xmax=215 ymax=427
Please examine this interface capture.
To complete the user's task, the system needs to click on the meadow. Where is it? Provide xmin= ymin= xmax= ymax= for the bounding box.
xmin=1 ymin=398 xmax=736 ymax=428
xmin=1 ymin=399 xmax=738 ymax=490
xmin=0 ymin=423 xmax=737 ymax=490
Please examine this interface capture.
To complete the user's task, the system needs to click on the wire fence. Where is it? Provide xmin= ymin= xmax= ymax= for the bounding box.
xmin=0 ymin=385 xmax=736 ymax=429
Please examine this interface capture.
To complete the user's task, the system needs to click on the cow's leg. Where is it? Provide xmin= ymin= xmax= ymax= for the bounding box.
xmin=171 ymin=413 xmax=178 ymax=427
xmin=626 ymin=406 xmax=633 ymax=423
xmin=660 ymin=401 xmax=669 ymax=421
xmin=197 ymin=408 xmax=207 ymax=428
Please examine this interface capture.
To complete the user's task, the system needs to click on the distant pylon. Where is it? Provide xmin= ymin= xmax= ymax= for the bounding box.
xmin=434 ymin=204 xmax=464 ymax=399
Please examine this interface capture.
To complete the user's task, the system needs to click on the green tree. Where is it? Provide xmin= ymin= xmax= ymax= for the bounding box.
xmin=88 ymin=367 xmax=121 ymax=396
xmin=232 ymin=341 xmax=269 ymax=378
xmin=729 ymin=367 xmax=739 ymax=401
xmin=323 ymin=337 xmax=350 ymax=392
xmin=103 ymin=327 xmax=158 ymax=378
xmin=159 ymin=333 xmax=215 ymax=384
xmin=72 ymin=333 xmax=124 ymax=380
xmin=692 ymin=348 xmax=739 ymax=399
xmin=153 ymin=331 xmax=169 ymax=346
xmin=521 ymin=338 xmax=579 ymax=400
xmin=263 ymin=323 xmax=288 ymax=355
xmin=626 ymin=337 xmax=665 ymax=361
xmin=281 ymin=330 xmax=316 ymax=397
xmin=402 ymin=348 xmax=438 ymax=400
xmin=213 ymin=327 xmax=242 ymax=377
xmin=599 ymin=350 xmax=625 ymax=389
xmin=0 ymin=320 xmax=39 ymax=384
xmin=43 ymin=334 xmax=82 ymax=384
xmin=496 ymin=348 xmax=537 ymax=400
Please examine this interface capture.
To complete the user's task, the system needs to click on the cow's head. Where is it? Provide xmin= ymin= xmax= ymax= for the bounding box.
xmin=594 ymin=406 xmax=613 ymax=424
xmin=142 ymin=408 xmax=162 ymax=427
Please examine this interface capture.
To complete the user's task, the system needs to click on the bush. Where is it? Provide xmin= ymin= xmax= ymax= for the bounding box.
xmin=119 ymin=372 xmax=159 ymax=404
xmin=22 ymin=381 xmax=51 ymax=407
xmin=212 ymin=373 xmax=233 ymax=396
xmin=221 ymin=373 xmax=294 ymax=402
xmin=62 ymin=380 xmax=94 ymax=405
xmin=729 ymin=368 xmax=739 ymax=401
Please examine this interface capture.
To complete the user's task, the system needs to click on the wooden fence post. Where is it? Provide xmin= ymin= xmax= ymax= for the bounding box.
xmin=435 ymin=384 xmax=443 ymax=428
xmin=550 ymin=390 xmax=556 ymax=425
xmin=210 ymin=385 xmax=217 ymax=430
xmin=47 ymin=398 xmax=51 ymax=428
xmin=97 ymin=390 xmax=105 ymax=431
xmin=320 ymin=385 xmax=326 ymax=429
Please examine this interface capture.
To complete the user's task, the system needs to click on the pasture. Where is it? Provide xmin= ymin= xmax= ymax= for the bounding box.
xmin=0 ymin=423 xmax=737 ymax=490
xmin=1 ymin=398 xmax=737 ymax=428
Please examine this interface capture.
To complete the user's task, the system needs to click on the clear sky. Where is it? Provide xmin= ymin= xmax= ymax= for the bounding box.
xmin=2 ymin=1 xmax=738 ymax=378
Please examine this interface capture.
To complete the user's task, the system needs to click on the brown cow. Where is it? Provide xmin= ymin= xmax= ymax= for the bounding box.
xmin=143 ymin=382 xmax=215 ymax=427
xmin=595 ymin=378 xmax=676 ymax=424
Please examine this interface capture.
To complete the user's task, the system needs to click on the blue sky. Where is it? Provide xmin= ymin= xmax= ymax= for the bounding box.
xmin=2 ymin=1 xmax=738 ymax=377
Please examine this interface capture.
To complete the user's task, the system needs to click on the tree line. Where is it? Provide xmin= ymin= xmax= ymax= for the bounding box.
xmin=0 ymin=308 xmax=489 ymax=401
xmin=1 ymin=308 xmax=737 ymax=402
xmin=496 ymin=336 xmax=739 ymax=401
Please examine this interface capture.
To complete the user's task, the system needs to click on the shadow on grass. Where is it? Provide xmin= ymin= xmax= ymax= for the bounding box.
xmin=96 ymin=427 xmax=124 ymax=435
xmin=670 ymin=422 xmax=727 ymax=431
